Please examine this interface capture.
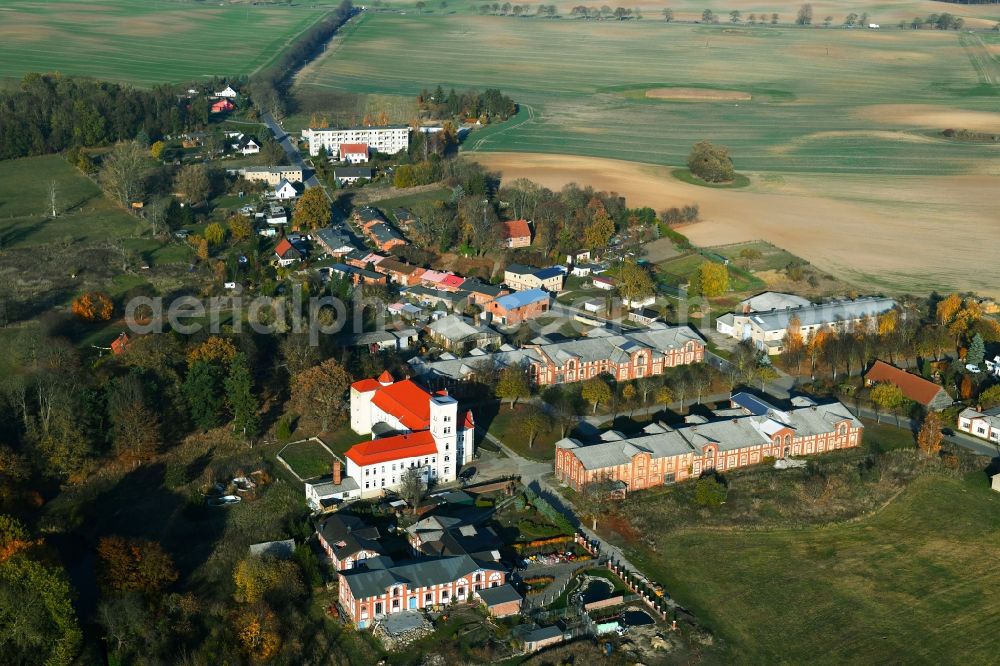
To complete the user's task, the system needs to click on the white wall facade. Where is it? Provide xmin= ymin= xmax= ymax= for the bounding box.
xmin=306 ymin=126 xmax=409 ymax=157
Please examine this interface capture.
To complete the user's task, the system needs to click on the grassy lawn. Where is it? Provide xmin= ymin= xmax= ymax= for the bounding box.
xmin=635 ymin=474 xmax=1000 ymax=664
xmin=277 ymin=439 xmax=336 ymax=481
xmin=487 ymin=403 xmax=561 ymax=461
xmin=319 ymin=427 xmax=366 ymax=459
xmin=295 ymin=12 xmax=1000 ymax=174
xmin=0 ymin=0 xmax=330 ymax=86
xmin=0 ymin=155 xmax=143 ymax=248
xmin=369 ymin=188 xmax=452 ymax=216
xmin=582 ymin=567 xmax=628 ymax=594
xmin=708 ymin=240 xmax=804 ymax=273
xmin=671 ymin=168 xmax=751 ymax=188
xmin=860 ymin=417 xmax=917 ymax=452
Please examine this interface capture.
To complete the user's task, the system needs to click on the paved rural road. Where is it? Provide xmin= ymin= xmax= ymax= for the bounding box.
xmin=262 ymin=112 xmax=321 ymax=190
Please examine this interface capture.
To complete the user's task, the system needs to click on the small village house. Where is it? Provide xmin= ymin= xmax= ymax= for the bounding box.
xmin=334 ymin=166 xmax=373 ymax=185
xmin=339 ymin=143 xmax=369 ymax=164
xmin=485 ymin=288 xmax=550 ymax=326
xmin=500 ymin=219 xmax=532 ymax=248
xmin=503 ymin=264 xmax=564 ymax=292
xmin=272 ymin=179 xmax=299 ymax=200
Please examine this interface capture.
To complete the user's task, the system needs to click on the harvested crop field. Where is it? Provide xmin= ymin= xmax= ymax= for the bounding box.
xmin=297 ymin=12 xmax=1000 ymax=174
xmin=645 ymin=87 xmax=751 ymax=101
xmin=473 ymin=152 xmax=1000 ymax=297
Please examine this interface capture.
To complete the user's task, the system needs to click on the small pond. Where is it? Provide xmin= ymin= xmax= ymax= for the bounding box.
xmin=581 ymin=579 xmax=615 ymax=605
xmin=621 ymin=609 xmax=655 ymax=626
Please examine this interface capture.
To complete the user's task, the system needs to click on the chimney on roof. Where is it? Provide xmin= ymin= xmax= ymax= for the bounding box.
xmin=333 ymin=459 xmax=342 ymax=485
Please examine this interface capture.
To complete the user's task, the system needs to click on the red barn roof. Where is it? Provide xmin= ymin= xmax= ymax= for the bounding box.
xmin=501 ymin=219 xmax=531 ymax=240
xmin=345 ymin=430 xmax=437 ymax=466
xmin=865 ymin=360 xmax=945 ymax=407
xmin=370 ymin=379 xmax=432 ymax=430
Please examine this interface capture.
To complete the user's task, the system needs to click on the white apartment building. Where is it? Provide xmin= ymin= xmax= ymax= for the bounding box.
xmin=304 ymin=125 xmax=410 ymax=157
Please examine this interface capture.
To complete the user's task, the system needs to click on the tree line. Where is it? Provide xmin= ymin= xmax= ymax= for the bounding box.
xmin=417 ymin=86 xmax=517 ymax=122
xmin=0 ymin=73 xmax=224 ymax=161
xmin=393 ymin=159 xmax=663 ymax=260
xmin=248 ymin=0 xmax=355 ymax=119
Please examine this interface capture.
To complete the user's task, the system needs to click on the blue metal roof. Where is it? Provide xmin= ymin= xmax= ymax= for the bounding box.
xmin=494 ymin=288 xmax=549 ymax=310
xmin=533 ymin=266 xmax=564 ymax=280
xmin=730 ymin=392 xmax=780 ymax=416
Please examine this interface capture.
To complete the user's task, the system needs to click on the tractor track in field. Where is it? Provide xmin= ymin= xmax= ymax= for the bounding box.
xmin=959 ymin=33 xmax=999 ymax=87
xmin=468 ymin=103 xmax=538 ymax=152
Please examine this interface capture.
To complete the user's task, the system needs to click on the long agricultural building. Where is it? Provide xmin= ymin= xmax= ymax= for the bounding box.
xmin=716 ymin=295 xmax=897 ymax=355
xmin=555 ymin=393 xmax=864 ymax=493
xmin=303 ymin=125 xmax=410 ymax=157
xmin=409 ymin=323 xmax=705 ymax=389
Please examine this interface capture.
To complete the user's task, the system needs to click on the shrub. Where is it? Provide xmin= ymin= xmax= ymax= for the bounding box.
xmin=694 ymin=476 xmax=728 ymax=506
xmin=687 ymin=140 xmax=735 ymax=183
xmin=276 ymin=416 xmax=294 ymax=442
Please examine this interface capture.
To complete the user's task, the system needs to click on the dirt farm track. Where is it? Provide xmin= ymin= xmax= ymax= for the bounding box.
xmin=470 ymin=152 xmax=1000 ymax=297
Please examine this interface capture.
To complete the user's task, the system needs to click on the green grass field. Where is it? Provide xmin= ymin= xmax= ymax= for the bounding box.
xmin=277 ymin=438 xmax=336 ymax=481
xmin=0 ymin=155 xmax=143 ymax=248
xmin=637 ymin=473 xmax=1000 ymax=663
xmin=295 ymin=12 xmax=1000 ymax=174
xmin=0 ymin=0 xmax=329 ymax=86
xmin=487 ymin=403 xmax=561 ymax=461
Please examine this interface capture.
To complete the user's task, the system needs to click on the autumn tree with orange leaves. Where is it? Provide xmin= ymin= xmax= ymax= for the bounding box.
xmin=97 ymin=536 xmax=178 ymax=597
xmin=290 ymin=357 xmax=352 ymax=431
xmin=186 ymin=335 xmax=237 ymax=368
xmin=917 ymin=411 xmax=943 ymax=458
xmin=72 ymin=291 xmax=114 ymax=322
xmin=234 ymin=606 xmax=281 ymax=661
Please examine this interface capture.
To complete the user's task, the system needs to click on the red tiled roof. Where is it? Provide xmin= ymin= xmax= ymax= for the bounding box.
xmin=865 ymin=360 xmax=945 ymax=406
xmin=459 ymin=410 xmax=474 ymax=429
xmin=340 ymin=143 xmax=368 ymax=154
xmin=371 ymin=379 xmax=432 ymax=430
xmin=378 ymin=370 xmax=394 ymax=384
xmin=352 ymin=378 xmax=381 ymax=393
xmin=441 ymin=275 xmax=465 ymax=289
xmin=110 ymin=333 xmax=130 ymax=355
xmin=501 ymin=219 xmax=531 ymax=240
xmin=275 ymin=238 xmax=293 ymax=257
xmin=345 ymin=430 xmax=437 ymax=467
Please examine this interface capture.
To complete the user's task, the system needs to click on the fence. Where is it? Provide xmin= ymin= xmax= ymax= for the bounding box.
xmin=573 ymin=531 xmax=672 ymax=620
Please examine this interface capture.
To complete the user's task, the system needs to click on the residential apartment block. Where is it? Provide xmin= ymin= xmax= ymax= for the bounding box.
xmin=555 ymin=394 xmax=864 ymax=493
xmin=304 ymin=125 xmax=410 ymax=157
xmin=238 ymin=166 xmax=304 ymax=186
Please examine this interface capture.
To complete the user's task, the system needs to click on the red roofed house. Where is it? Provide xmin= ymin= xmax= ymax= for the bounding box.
xmin=211 ymin=99 xmax=234 ymax=114
xmin=339 ymin=143 xmax=369 ymax=164
xmin=501 ymin=219 xmax=532 ymax=249
xmin=864 ymin=360 xmax=953 ymax=411
xmin=274 ymin=238 xmax=303 ymax=267
xmin=110 ymin=332 xmax=130 ymax=355
xmin=347 ymin=372 xmax=474 ymax=497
